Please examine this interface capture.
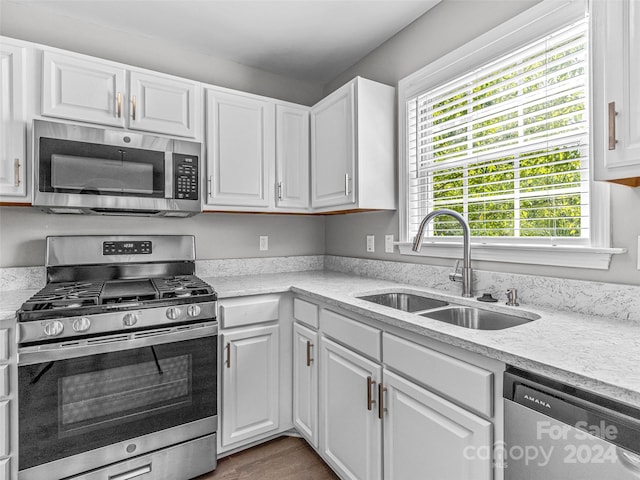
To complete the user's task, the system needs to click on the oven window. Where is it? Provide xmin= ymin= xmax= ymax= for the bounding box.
xmin=59 ymin=353 xmax=191 ymax=437
xmin=19 ymin=336 xmax=216 ymax=470
xmin=39 ymin=137 xmax=165 ymax=197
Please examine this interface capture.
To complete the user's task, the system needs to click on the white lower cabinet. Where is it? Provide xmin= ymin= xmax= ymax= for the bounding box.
xmin=293 ymin=322 xmax=318 ymax=448
xmin=319 ymin=337 xmax=382 ymax=480
xmin=382 ymin=370 xmax=492 ymax=480
xmin=0 ymin=322 xmax=15 ymax=480
xmin=221 ymin=324 xmax=280 ymax=448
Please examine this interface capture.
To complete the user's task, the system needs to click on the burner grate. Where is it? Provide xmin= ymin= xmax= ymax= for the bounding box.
xmin=152 ymin=275 xmax=213 ymax=299
xmin=24 ymin=281 xmax=104 ymax=311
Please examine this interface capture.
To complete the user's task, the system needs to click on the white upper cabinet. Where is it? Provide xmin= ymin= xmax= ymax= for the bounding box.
xmin=593 ymin=0 xmax=640 ymax=186
xmin=42 ymin=51 xmax=199 ymax=138
xmin=129 ymin=70 xmax=198 ymax=137
xmin=205 ymin=89 xmax=274 ymax=208
xmin=42 ymin=51 xmax=126 ymax=128
xmin=0 ymin=40 xmax=27 ymax=198
xmin=311 ymin=77 xmax=395 ymax=212
xmin=311 ymin=82 xmax=355 ymax=208
xmin=276 ymin=104 xmax=310 ymax=209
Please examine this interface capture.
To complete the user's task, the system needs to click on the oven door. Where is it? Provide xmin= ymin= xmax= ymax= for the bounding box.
xmin=18 ymin=323 xmax=217 ymax=480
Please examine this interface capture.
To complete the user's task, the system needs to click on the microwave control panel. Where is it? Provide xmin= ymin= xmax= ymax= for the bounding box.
xmin=174 ymin=154 xmax=199 ymax=200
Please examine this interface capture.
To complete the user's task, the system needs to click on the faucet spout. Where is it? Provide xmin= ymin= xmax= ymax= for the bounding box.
xmin=411 ymin=209 xmax=473 ymax=297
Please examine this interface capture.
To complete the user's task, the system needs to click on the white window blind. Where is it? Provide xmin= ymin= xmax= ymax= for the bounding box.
xmin=407 ymin=19 xmax=589 ymax=242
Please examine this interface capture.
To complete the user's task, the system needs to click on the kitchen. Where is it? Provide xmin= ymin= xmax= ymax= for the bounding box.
xmin=0 ymin=0 xmax=639 ymax=479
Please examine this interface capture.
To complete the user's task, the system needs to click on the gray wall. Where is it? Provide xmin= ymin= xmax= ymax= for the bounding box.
xmin=323 ymin=0 xmax=640 ymax=286
xmin=0 ymin=207 xmax=325 ymax=267
xmin=0 ymin=0 xmax=323 ymax=105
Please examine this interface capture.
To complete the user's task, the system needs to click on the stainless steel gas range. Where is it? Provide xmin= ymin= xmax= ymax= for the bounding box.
xmin=16 ymin=235 xmax=218 ymax=480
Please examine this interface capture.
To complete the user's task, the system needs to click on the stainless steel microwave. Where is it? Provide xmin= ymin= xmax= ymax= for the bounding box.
xmin=33 ymin=119 xmax=202 ymax=217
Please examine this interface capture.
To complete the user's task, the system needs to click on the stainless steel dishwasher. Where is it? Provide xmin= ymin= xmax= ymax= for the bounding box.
xmin=503 ymin=367 xmax=640 ymax=479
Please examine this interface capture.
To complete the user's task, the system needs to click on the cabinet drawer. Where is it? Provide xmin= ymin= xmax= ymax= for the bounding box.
xmin=383 ymin=333 xmax=493 ymax=417
xmin=0 ymin=366 xmax=7 ymax=398
xmin=219 ymin=295 xmax=279 ymax=329
xmin=0 ymin=401 xmax=8 ymax=457
xmin=293 ymin=298 xmax=318 ymax=329
xmin=0 ymin=330 xmax=7 ymax=361
xmin=320 ymin=309 xmax=380 ymax=361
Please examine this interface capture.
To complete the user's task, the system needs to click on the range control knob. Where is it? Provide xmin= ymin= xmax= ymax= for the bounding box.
xmin=122 ymin=313 xmax=139 ymax=327
xmin=72 ymin=317 xmax=91 ymax=332
xmin=187 ymin=305 xmax=201 ymax=317
xmin=166 ymin=307 xmax=182 ymax=320
xmin=43 ymin=320 xmax=64 ymax=337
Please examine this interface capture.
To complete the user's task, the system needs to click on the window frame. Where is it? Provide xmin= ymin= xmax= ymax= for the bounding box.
xmin=397 ymin=0 xmax=624 ymax=270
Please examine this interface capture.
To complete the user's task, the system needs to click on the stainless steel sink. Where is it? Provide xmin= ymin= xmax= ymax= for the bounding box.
xmin=358 ymin=292 xmax=448 ymax=312
xmin=419 ymin=306 xmax=534 ymax=330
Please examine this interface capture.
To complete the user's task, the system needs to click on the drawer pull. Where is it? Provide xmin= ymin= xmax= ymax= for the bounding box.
xmin=109 ymin=464 xmax=151 ymax=480
xmin=306 ymin=340 xmax=314 ymax=366
xmin=367 ymin=376 xmax=376 ymax=411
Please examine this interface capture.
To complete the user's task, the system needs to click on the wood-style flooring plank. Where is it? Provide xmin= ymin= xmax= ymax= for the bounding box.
xmin=195 ymin=436 xmax=338 ymax=480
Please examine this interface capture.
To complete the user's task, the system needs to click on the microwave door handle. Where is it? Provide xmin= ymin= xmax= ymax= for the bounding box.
xmin=165 ymin=152 xmax=173 ymax=198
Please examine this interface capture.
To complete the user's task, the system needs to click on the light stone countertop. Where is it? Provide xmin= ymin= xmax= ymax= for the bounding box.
xmin=2 ymin=270 xmax=639 ymax=410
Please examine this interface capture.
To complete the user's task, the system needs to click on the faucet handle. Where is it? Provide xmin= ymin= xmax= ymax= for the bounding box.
xmin=449 ymin=260 xmax=463 ymax=282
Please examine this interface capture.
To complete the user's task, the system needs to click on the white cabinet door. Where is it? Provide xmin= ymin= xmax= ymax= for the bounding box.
xmin=276 ymin=104 xmax=309 ymax=209
xmin=311 ymin=81 xmax=355 ymax=208
xmin=206 ymin=90 xmax=274 ymax=207
xmin=293 ymin=322 xmax=318 ymax=447
xmin=42 ymin=51 xmax=126 ymax=127
xmin=0 ymin=41 xmax=26 ymax=197
xmin=593 ymin=0 xmax=640 ymax=186
xmin=319 ymin=337 xmax=382 ymax=480
xmin=129 ymin=71 xmax=198 ymax=138
xmin=382 ymin=370 xmax=492 ymax=480
xmin=221 ymin=324 xmax=279 ymax=448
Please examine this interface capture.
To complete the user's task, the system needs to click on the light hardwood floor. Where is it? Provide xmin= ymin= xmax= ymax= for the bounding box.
xmin=195 ymin=436 xmax=339 ymax=480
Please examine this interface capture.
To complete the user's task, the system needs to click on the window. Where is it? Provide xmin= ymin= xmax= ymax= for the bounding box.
xmin=398 ymin=0 xmax=622 ymax=269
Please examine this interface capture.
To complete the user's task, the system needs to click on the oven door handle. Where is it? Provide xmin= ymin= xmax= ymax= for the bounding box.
xmin=18 ymin=322 xmax=218 ymax=365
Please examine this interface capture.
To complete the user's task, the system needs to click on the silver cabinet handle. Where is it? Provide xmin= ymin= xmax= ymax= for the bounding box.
xmin=117 ymin=92 xmax=122 ymax=118
xmin=367 ymin=376 xmax=376 ymax=411
xmin=132 ymin=95 xmax=137 ymax=121
xmin=207 ymin=176 xmax=212 ymax=196
xmin=109 ymin=464 xmax=151 ymax=480
xmin=306 ymin=340 xmax=313 ymax=366
xmin=225 ymin=342 xmax=231 ymax=368
xmin=14 ymin=158 xmax=21 ymax=186
xmin=378 ymin=383 xmax=387 ymax=419
xmin=608 ymin=101 xmax=618 ymax=150
xmin=345 ymin=173 xmax=351 ymax=196
xmin=277 ymin=181 xmax=283 ymax=200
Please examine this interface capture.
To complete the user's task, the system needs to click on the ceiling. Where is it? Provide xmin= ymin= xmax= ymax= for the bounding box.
xmin=6 ymin=0 xmax=441 ymax=83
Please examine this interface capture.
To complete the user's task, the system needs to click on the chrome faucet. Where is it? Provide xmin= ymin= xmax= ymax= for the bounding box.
xmin=411 ymin=209 xmax=473 ymax=297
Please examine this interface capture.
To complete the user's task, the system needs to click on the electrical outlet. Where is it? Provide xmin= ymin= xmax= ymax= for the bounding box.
xmin=385 ymin=235 xmax=394 ymax=253
xmin=259 ymin=235 xmax=269 ymax=251
xmin=638 ymin=236 xmax=640 ymax=270
xmin=366 ymin=235 xmax=375 ymax=253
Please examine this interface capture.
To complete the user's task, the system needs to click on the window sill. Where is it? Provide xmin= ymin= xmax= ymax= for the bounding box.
xmin=397 ymin=242 xmax=626 ymax=270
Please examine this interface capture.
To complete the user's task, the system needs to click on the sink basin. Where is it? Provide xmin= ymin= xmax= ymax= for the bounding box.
xmin=420 ymin=306 xmax=533 ymax=330
xmin=358 ymin=292 xmax=448 ymax=312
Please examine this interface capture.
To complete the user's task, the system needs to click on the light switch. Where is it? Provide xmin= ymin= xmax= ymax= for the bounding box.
xmin=260 ymin=236 xmax=268 ymax=251
xmin=637 ymin=236 xmax=640 ymax=270
xmin=385 ymin=235 xmax=394 ymax=253
xmin=366 ymin=235 xmax=375 ymax=253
